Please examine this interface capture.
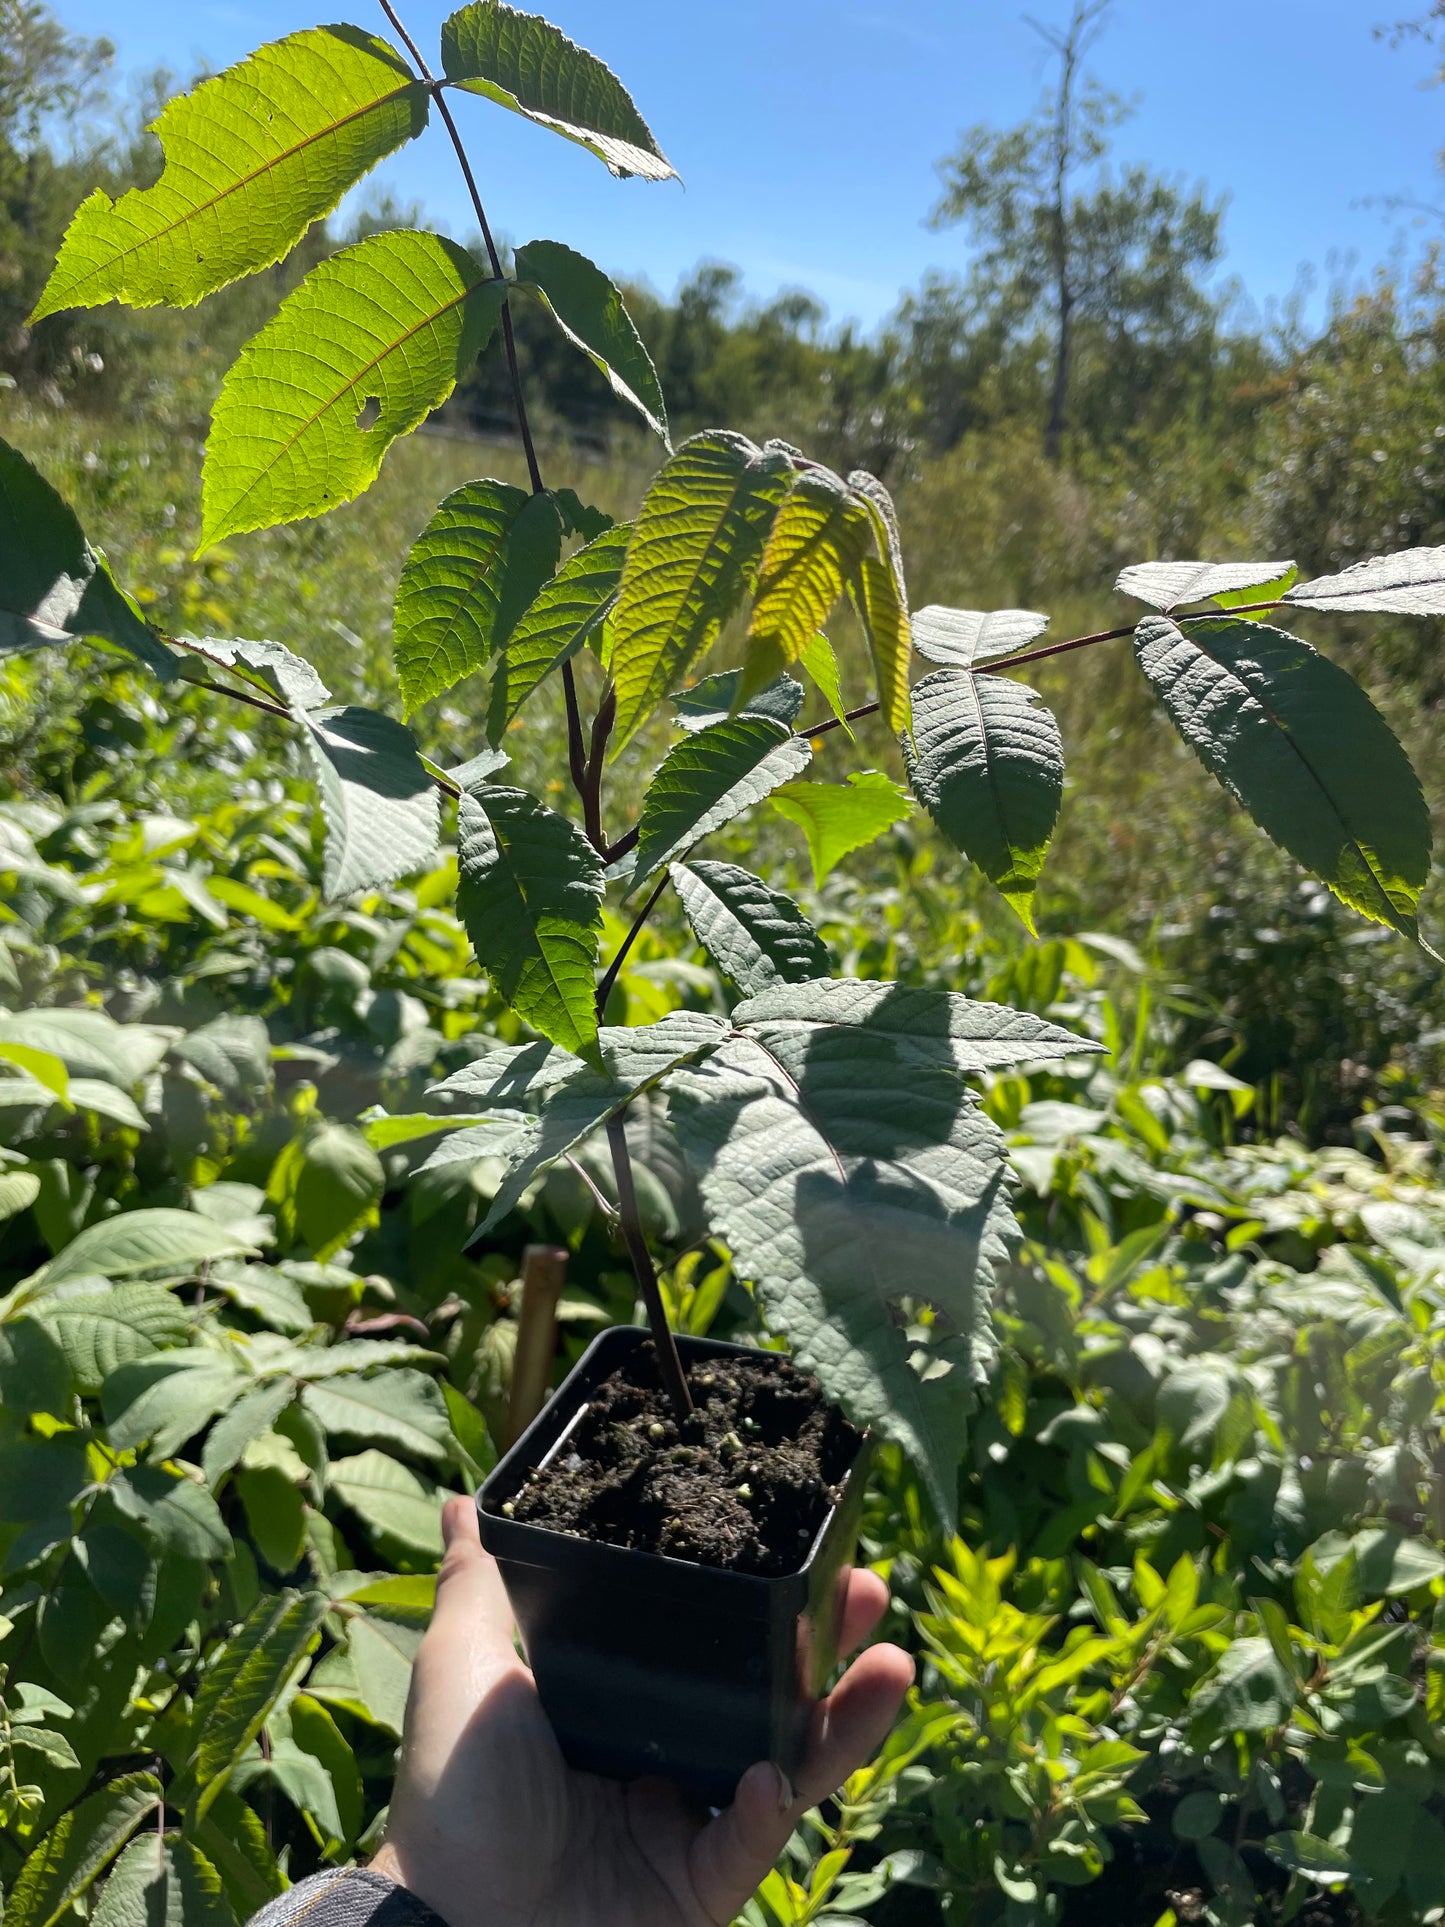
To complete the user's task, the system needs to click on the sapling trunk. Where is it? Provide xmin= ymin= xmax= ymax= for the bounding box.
xmin=606 ymin=1115 xmax=694 ymax=1420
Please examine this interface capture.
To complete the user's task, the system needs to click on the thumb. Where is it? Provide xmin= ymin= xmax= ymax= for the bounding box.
xmin=424 ymin=1495 xmax=521 ymax=1664
xmin=686 ymin=1761 xmax=798 ymax=1926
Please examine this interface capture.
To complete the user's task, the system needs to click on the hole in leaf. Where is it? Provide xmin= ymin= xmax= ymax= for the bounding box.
xmin=355 ymin=396 xmax=382 ymax=431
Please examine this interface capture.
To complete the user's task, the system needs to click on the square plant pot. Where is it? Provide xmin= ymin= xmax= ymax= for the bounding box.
xmin=477 ymin=1324 xmax=873 ymax=1808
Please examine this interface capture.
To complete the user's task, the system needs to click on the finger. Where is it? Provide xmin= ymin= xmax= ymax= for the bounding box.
xmin=837 ymin=1566 xmax=891 ymax=1658
xmin=793 ymin=1642 xmax=914 ymax=1810
xmin=686 ymin=1758 xmax=797 ymax=1926
xmin=425 ymin=1495 xmax=520 ymax=1664
xmin=686 ymin=1642 xmax=914 ymax=1925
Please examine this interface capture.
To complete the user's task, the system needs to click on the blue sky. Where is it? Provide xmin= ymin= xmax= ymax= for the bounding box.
xmin=51 ymin=0 xmax=1445 ymax=332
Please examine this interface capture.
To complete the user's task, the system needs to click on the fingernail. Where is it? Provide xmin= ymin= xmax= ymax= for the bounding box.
xmin=769 ymin=1762 xmax=794 ymax=1813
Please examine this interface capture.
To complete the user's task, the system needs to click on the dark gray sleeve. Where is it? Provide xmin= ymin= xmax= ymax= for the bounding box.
xmin=248 ymin=1869 xmax=449 ymax=1927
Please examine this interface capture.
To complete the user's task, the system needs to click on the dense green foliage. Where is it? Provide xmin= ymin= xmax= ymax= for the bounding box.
xmin=3 ymin=2 xmax=1445 ymax=1924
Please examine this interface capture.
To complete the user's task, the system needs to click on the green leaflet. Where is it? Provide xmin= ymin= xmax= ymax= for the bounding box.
xmin=797 ymin=630 xmax=852 ymax=734
xmin=1283 ymin=544 xmax=1445 ymax=615
xmin=27 ymin=1206 xmax=255 ymax=1291
xmin=29 ymin=1285 xmax=190 ymax=1395
xmin=769 ymin=770 xmax=913 ymax=885
xmin=670 ymin=859 xmax=830 ymax=993
xmin=393 ymin=482 xmax=562 ymax=714
xmin=188 ymin=1589 xmax=328 ymax=1819
xmin=184 ymin=636 xmax=329 ymax=709
xmin=299 ymin=1370 xmax=449 ymax=1461
xmin=849 ymin=552 xmax=913 ymax=733
xmin=0 ymin=437 xmax=178 ymax=679
xmin=631 ymin=716 xmax=813 ymax=885
xmin=488 ymin=521 xmax=631 ymax=735
xmin=1117 ymin=560 xmax=1298 ymax=614
xmin=1134 ymin=617 xmax=1433 ymax=944
xmin=729 ymin=977 xmax=1104 ymax=1075
xmin=440 ymin=1 xmax=675 ymax=181
xmin=268 ymin=1120 xmax=386 ymax=1260
xmin=905 ymin=666 xmax=1064 ymax=934
xmin=911 ymin=605 xmax=1049 ymax=668
xmin=329 ymin=1450 xmax=444 ymax=1557
xmin=424 ymin=1009 xmax=728 ymax=1241
xmin=93 ymin=1836 xmax=235 ymax=1927
xmin=668 ymin=1025 xmax=1015 ymax=1524
xmin=456 ymin=786 xmax=606 ymax=1060
xmin=297 ymin=704 xmax=440 ymax=901
xmin=610 ymin=431 xmax=793 ymax=746
xmin=31 ymin=28 xmax=426 ymax=319
xmin=101 ymin=1353 xmax=245 ymax=1458
xmin=4 ymin=1773 xmax=162 ymax=1927
xmin=514 ymin=240 xmax=667 ymax=442
xmin=672 ymin=669 xmax=803 ymax=733
xmin=741 ymin=470 xmax=872 ymax=696
xmin=202 ymin=232 xmax=506 ymax=546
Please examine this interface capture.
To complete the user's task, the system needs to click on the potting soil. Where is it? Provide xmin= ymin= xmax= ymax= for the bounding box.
xmin=509 ymin=1344 xmax=860 ymax=1576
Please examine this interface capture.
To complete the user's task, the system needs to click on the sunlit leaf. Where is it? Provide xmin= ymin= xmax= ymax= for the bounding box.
xmin=298 ymin=704 xmax=440 ymax=901
xmin=911 ymin=605 xmax=1048 ymax=667
xmin=631 ymin=716 xmax=812 ymax=884
xmin=670 ymin=859 xmax=829 ymax=993
xmin=1117 ymin=560 xmax=1297 ymax=613
xmin=1285 ymin=545 xmax=1445 ymax=615
xmin=741 ymin=470 xmax=871 ymax=696
xmin=1134 ymin=616 xmax=1432 ymax=944
xmin=440 ymin=1 xmax=675 ymax=180
xmin=393 ymin=481 xmax=562 ymax=714
xmin=202 ymin=232 xmax=506 ymax=545
xmin=456 ymin=786 xmax=605 ymax=1060
xmin=514 ymin=240 xmax=666 ymax=441
xmin=488 ymin=521 xmax=630 ymax=734
xmin=610 ymin=431 xmax=792 ymax=745
xmin=769 ymin=770 xmax=912 ymax=884
xmin=32 ymin=28 xmax=426 ymax=317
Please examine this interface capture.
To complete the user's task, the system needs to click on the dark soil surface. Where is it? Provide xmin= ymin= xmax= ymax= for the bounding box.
xmin=509 ymin=1344 xmax=860 ymax=1575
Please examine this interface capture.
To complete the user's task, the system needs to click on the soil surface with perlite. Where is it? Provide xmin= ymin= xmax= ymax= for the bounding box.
xmin=509 ymin=1344 xmax=860 ymax=1575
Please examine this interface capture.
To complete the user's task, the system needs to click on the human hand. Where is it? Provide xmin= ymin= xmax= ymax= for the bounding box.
xmin=369 ymin=1496 xmax=914 ymax=1927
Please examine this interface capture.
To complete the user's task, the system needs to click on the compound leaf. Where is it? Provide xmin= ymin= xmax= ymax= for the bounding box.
xmin=769 ymin=770 xmax=912 ymax=885
xmin=5 ymin=1773 xmax=162 ymax=1927
xmin=1134 ymin=616 xmax=1432 ymax=944
xmin=632 ymin=716 xmax=812 ymax=884
xmin=456 ymin=786 xmax=605 ymax=1060
xmin=1285 ymin=545 xmax=1445 ymax=615
xmin=440 ymin=1 xmax=675 ymax=180
xmin=32 ymin=28 xmax=427 ymax=317
xmin=488 ymin=521 xmax=630 ymax=734
xmin=905 ymin=667 xmax=1063 ymax=933
xmin=514 ymin=240 xmax=666 ymax=441
xmin=911 ymin=606 xmax=1049 ymax=668
xmin=741 ymin=470 xmax=871 ymax=696
xmin=202 ymin=231 xmax=506 ymax=546
xmin=610 ymin=432 xmax=792 ymax=746
xmin=299 ymin=704 xmax=440 ymax=901
xmin=0 ymin=438 xmax=178 ymax=678
xmin=670 ymin=859 xmax=829 ymax=993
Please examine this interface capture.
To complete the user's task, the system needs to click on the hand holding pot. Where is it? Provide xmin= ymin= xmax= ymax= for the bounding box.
xmin=370 ymin=1496 xmax=914 ymax=1927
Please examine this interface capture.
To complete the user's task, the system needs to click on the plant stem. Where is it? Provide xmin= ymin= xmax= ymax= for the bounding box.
xmin=374 ymin=0 xmax=690 ymax=1415
xmin=506 ymin=1243 xmax=570 ymax=1446
xmin=595 ymin=871 xmax=670 ymax=1018
xmin=606 ymin=1115 xmax=693 ymax=1417
xmin=798 ymin=597 xmax=1290 ymax=740
xmin=581 ymin=683 xmax=617 ymax=853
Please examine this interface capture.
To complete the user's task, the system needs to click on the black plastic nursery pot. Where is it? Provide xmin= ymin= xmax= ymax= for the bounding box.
xmin=477 ymin=1324 xmax=873 ymax=1808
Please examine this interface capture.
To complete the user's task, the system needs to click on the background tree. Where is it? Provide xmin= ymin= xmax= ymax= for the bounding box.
xmin=928 ymin=0 xmax=1224 ymax=459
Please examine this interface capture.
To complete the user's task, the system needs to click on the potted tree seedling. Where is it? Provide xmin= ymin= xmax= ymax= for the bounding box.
xmin=10 ymin=0 xmax=1442 ymax=1804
